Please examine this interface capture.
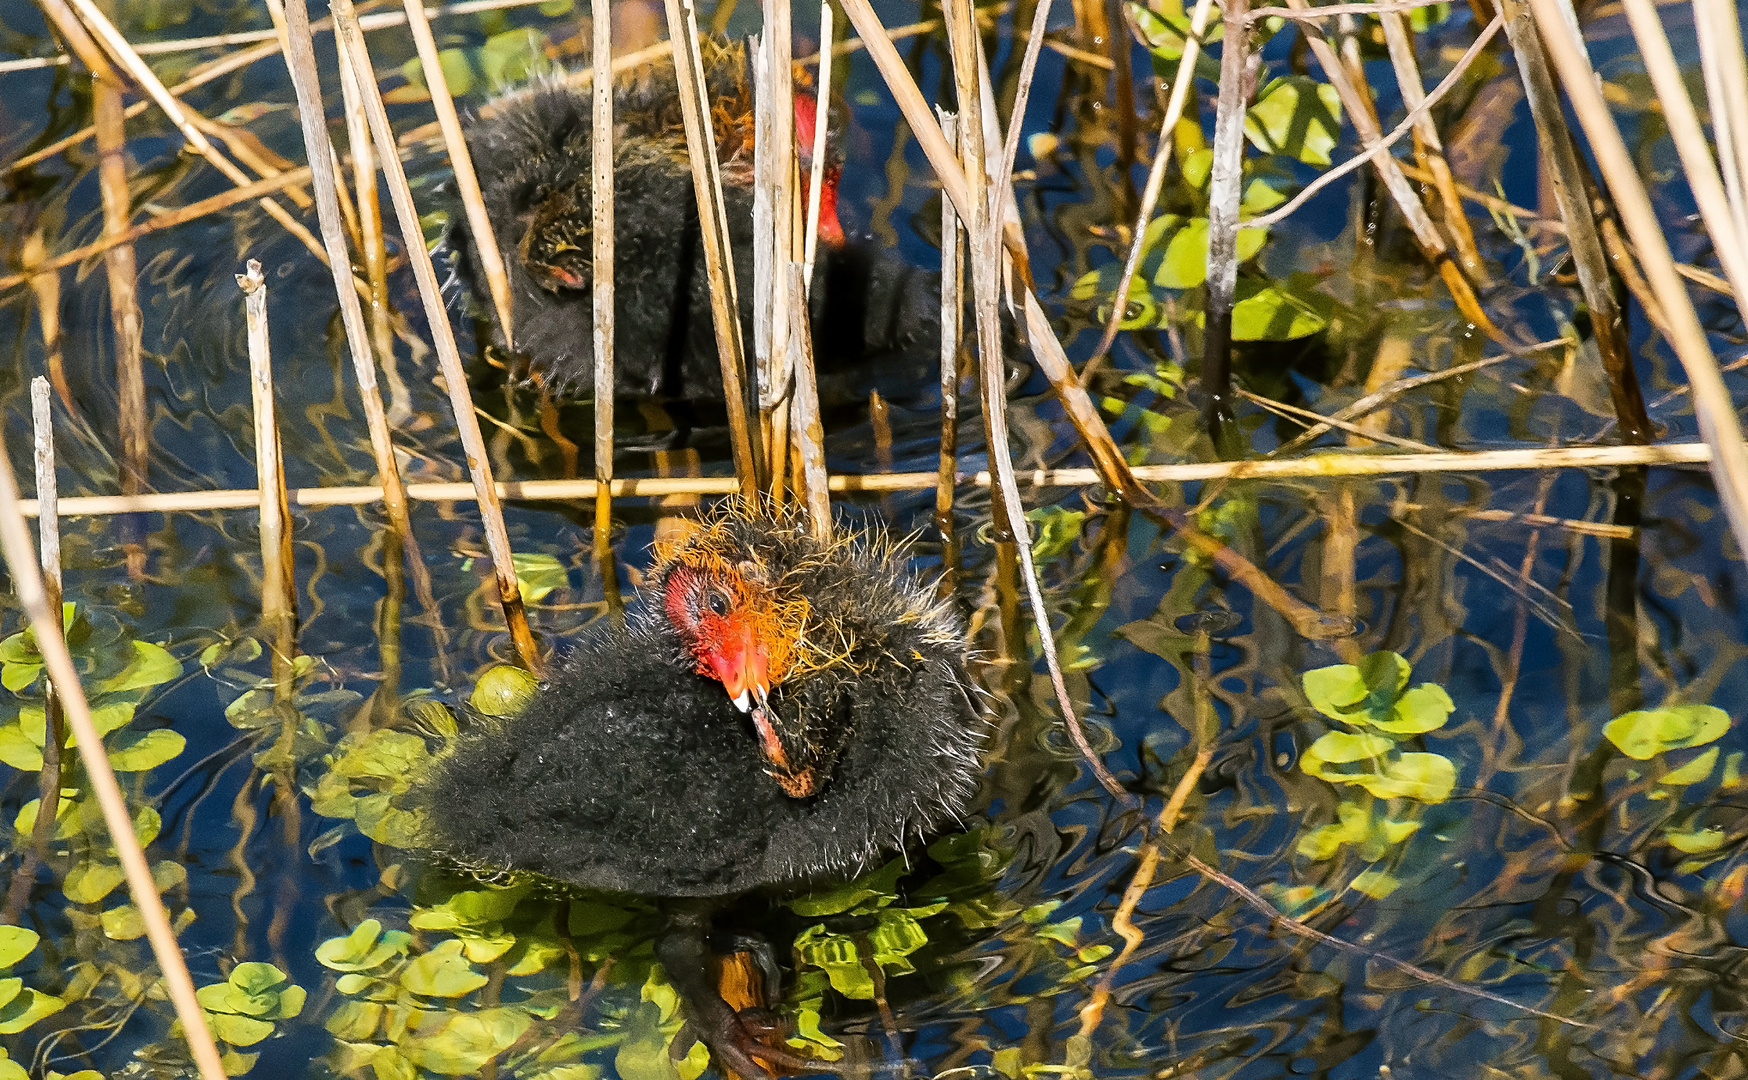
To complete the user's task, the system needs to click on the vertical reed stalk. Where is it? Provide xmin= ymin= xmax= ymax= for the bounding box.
xmin=1499 ymin=0 xmax=1648 ymax=441
xmin=752 ymin=30 xmax=794 ymax=502
xmin=788 ymin=266 xmax=830 ymax=539
xmin=94 ymin=75 xmax=148 ymax=534
xmin=1693 ymin=0 xmax=1748 ymax=257
xmin=1527 ymin=0 xmax=1748 ymax=554
xmin=1201 ymin=0 xmax=1249 ymax=445
xmin=949 ymin=0 xmax=1129 ymax=802
xmin=936 ymin=112 xmax=963 ymax=597
xmin=0 ymin=445 xmax=228 ymax=1080
xmin=1617 ymin=0 xmax=1748 ymax=313
xmin=280 ymin=0 xmax=414 ymax=540
xmin=335 ymin=33 xmax=398 ymax=380
xmin=400 ymin=0 xmax=515 ymax=341
xmin=1083 ymin=0 xmax=1216 ymax=375
xmin=237 ymin=261 xmax=298 ymax=691
xmin=331 ymin=0 xmax=541 ymax=671
xmin=7 ymin=379 xmax=66 ymax=918
xmin=661 ymin=0 xmax=762 ymax=494
xmin=801 ymin=0 xmax=834 ymax=287
xmin=592 ymin=1 xmax=622 ymax=619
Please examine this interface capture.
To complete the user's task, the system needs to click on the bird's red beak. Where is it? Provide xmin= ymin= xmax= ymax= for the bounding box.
xmin=702 ymin=617 xmax=772 ymax=714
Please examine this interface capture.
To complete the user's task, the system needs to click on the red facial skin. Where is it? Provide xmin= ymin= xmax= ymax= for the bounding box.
xmin=793 ymin=93 xmax=847 ymax=248
xmin=663 ymin=566 xmax=772 ymax=710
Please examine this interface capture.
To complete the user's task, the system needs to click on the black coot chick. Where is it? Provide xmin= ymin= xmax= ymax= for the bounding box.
xmin=447 ymin=38 xmax=942 ymax=403
xmin=415 ymin=506 xmax=984 ymax=1076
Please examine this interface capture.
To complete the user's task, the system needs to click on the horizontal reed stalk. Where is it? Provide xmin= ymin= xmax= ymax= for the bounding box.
xmin=15 ymin=444 xmax=1713 ymax=519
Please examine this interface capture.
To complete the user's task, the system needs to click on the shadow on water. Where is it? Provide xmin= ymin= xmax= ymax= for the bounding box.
xmin=1 ymin=0 xmax=1747 ymax=1076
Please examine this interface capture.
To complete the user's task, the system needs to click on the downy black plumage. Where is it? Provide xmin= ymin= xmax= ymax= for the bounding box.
xmin=414 ymin=509 xmax=983 ymax=1077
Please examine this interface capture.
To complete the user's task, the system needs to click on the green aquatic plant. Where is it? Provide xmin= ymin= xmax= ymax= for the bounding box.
xmin=1295 ymin=652 xmax=1457 ymax=876
xmin=0 ymin=604 xmax=185 ymax=774
xmin=0 ymin=927 xmax=65 ymax=1048
xmin=1069 ymin=3 xmax=1339 ymax=343
xmin=194 ymin=962 xmax=306 ymax=1075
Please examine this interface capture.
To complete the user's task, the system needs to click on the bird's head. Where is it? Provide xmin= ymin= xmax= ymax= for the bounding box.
xmin=653 ymin=515 xmax=865 ymax=799
xmin=518 ymin=182 xmax=592 ymax=292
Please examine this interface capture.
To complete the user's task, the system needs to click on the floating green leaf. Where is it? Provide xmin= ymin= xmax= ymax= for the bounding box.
xmin=480 ymin=29 xmax=545 ymax=86
xmin=403 ymin=1007 xmax=533 ymax=1074
xmin=1350 ymin=752 xmax=1456 ymax=803
xmin=99 ymin=640 xmax=183 ymax=693
xmin=1349 ymin=870 xmax=1400 ymax=899
xmin=1244 ymin=76 xmax=1343 ymax=166
xmin=1154 ymin=217 xmax=1269 ymax=289
xmin=1027 ymin=506 xmax=1086 ymax=561
xmin=63 ymin=860 xmax=126 ymax=905
xmin=398 ymin=47 xmax=474 ymax=98
xmin=105 ymin=727 xmax=185 ymax=771
xmin=1301 ymin=731 xmax=1394 ymax=774
xmin=1660 ymin=746 xmax=1720 ymax=786
xmin=1303 ymin=665 xmax=1369 ymax=718
xmin=1229 ymin=276 xmax=1332 ymax=341
xmin=317 ymin=919 xmax=413 ymax=972
xmin=205 ymin=1012 xmax=275 ymax=1047
xmin=100 ymin=904 xmax=145 ymax=940
xmin=512 ymin=552 xmax=569 ymax=603
xmin=400 ymin=940 xmax=489 ymax=998
xmin=1665 ymin=826 xmax=1726 ymax=853
xmin=1603 ymin=704 xmax=1731 ymax=760
xmin=0 ymin=927 xmax=38 ymax=969
xmin=1371 ymin=684 xmax=1456 ymax=735
xmin=789 ymin=857 xmax=906 ymax=916
xmin=0 ymin=724 xmax=40 ymax=771
xmin=0 ymin=985 xmax=63 ymax=1034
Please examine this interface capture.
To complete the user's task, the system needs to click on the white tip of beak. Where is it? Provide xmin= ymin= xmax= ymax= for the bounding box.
xmin=732 ymin=689 xmax=752 ymax=713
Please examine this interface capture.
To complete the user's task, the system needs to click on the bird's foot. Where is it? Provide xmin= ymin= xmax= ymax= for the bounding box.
xmin=689 ymin=1006 xmax=839 ymax=1079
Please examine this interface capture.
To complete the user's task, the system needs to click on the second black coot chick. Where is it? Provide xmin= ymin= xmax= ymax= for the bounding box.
xmin=447 ymin=39 xmax=943 ymax=403
xmin=414 ymin=506 xmax=984 ymax=1076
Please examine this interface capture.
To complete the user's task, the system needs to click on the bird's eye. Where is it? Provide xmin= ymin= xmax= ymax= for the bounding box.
xmin=706 ymin=592 xmax=730 ymax=617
